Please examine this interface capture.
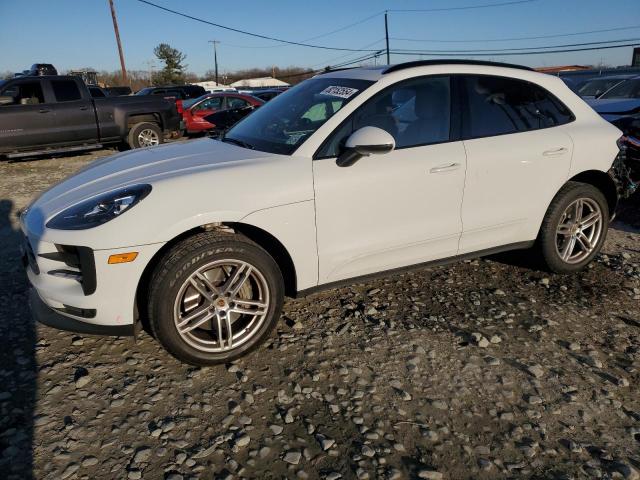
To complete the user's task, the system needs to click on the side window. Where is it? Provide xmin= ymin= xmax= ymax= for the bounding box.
xmin=317 ymin=76 xmax=451 ymax=158
xmin=0 ymin=81 xmax=45 ymax=105
xmin=195 ymin=97 xmax=222 ymax=110
xmin=51 ymin=80 xmax=82 ymax=102
xmin=89 ymin=87 xmax=105 ymax=98
xmin=462 ymin=75 xmax=574 ymax=139
xmin=227 ymin=97 xmax=249 ymax=109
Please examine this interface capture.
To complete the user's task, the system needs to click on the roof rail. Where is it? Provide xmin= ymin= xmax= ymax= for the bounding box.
xmin=382 ymin=60 xmax=533 ymax=75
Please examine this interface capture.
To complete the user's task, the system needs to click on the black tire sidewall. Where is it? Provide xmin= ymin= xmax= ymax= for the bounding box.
xmin=128 ymin=122 xmax=163 ymax=149
xmin=540 ymin=183 xmax=609 ymax=273
xmin=150 ymin=239 xmax=284 ymax=365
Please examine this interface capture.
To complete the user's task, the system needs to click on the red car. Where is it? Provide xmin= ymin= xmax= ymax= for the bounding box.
xmin=181 ymin=93 xmax=263 ymax=134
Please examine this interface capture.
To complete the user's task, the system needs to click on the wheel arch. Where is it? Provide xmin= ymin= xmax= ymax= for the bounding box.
xmin=567 ymin=169 xmax=618 ymax=218
xmin=135 ymin=222 xmax=297 ymax=330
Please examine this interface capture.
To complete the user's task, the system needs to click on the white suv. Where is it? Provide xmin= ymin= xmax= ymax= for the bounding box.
xmin=22 ymin=61 xmax=627 ymax=365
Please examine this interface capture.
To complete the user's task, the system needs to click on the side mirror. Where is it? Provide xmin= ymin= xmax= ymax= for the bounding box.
xmin=0 ymin=96 xmax=15 ymax=106
xmin=336 ymin=126 xmax=395 ymax=167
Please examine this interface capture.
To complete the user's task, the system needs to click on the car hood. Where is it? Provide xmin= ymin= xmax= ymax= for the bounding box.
xmin=26 ymin=138 xmax=269 ymax=225
xmin=587 ymin=98 xmax=640 ymax=114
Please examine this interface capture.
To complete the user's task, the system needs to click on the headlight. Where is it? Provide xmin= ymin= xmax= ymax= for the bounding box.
xmin=46 ymin=184 xmax=152 ymax=230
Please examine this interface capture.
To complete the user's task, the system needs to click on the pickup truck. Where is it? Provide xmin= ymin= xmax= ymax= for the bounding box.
xmin=0 ymin=75 xmax=181 ymax=158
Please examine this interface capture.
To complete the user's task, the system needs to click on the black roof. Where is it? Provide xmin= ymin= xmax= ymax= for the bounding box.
xmin=382 ymin=60 xmax=533 ymax=75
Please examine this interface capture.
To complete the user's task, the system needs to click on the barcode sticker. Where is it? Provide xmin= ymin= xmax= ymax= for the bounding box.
xmin=319 ymin=86 xmax=358 ymax=99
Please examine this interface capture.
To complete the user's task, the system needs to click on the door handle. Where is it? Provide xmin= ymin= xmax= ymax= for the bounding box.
xmin=542 ymin=147 xmax=568 ymax=156
xmin=79 ymin=106 xmax=88 ymax=111
xmin=430 ymin=162 xmax=461 ymax=174
xmin=38 ymin=108 xmax=51 ymax=113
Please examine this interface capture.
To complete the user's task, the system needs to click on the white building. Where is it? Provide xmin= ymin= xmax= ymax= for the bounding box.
xmin=230 ymin=77 xmax=290 ymax=88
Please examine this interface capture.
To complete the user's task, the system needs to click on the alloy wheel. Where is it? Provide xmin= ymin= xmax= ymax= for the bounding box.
xmin=555 ymin=197 xmax=603 ymax=264
xmin=173 ymin=260 xmax=270 ymax=353
xmin=138 ymin=128 xmax=160 ymax=147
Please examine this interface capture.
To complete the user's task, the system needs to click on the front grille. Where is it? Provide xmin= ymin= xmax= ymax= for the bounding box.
xmin=40 ymin=245 xmax=97 ymax=295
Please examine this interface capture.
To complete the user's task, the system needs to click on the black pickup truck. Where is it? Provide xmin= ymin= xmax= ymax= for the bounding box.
xmin=0 ymin=75 xmax=181 ymax=158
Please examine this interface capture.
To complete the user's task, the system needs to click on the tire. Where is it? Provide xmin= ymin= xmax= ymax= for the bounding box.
xmin=148 ymin=231 xmax=284 ymax=365
xmin=127 ymin=122 xmax=163 ymax=149
xmin=538 ymin=181 xmax=609 ymax=274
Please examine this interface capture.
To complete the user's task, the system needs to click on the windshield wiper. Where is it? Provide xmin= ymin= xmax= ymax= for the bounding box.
xmin=221 ymin=136 xmax=254 ymax=150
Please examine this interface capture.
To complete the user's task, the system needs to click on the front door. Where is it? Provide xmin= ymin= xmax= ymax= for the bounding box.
xmin=0 ymin=79 xmax=58 ymax=151
xmin=313 ymin=76 xmax=467 ymax=284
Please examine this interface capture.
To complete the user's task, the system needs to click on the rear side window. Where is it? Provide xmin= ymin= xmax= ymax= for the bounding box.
xmin=51 ymin=80 xmax=82 ymax=102
xmin=461 ymin=75 xmax=573 ymax=139
xmin=227 ymin=97 xmax=249 ymax=109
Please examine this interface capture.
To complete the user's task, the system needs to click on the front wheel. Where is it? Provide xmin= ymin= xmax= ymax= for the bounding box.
xmin=538 ymin=181 xmax=609 ymax=273
xmin=148 ymin=231 xmax=284 ymax=365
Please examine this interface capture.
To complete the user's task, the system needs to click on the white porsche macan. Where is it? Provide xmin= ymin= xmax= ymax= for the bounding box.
xmin=22 ymin=60 xmax=628 ymax=365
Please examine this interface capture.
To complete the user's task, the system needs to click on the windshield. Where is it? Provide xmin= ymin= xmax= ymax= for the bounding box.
xmin=578 ymin=78 xmax=624 ymax=97
xmin=600 ymin=79 xmax=640 ymax=99
xmin=223 ymin=77 xmax=374 ymax=155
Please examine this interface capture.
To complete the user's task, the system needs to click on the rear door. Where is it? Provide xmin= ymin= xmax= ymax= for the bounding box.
xmin=46 ymin=78 xmax=98 ymax=145
xmin=458 ymin=74 xmax=575 ymax=253
xmin=0 ymin=78 xmax=59 ymax=151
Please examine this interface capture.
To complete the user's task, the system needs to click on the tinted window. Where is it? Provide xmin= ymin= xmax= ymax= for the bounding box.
xmin=0 ymin=81 xmax=45 ymax=105
xmin=462 ymin=75 xmax=573 ymax=138
xmin=227 ymin=97 xmax=249 ymax=109
xmin=195 ymin=97 xmax=222 ymax=110
xmin=89 ymin=86 xmax=106 ymax=98
xmin=224 ymin=77 xmax=372 ymax=155
xmin=52 ymin=80 xmax=82 ymax=102
xmin=317 ymin=76 xmax=451 ymax=158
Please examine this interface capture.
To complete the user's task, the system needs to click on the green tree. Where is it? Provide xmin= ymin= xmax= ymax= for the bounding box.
xmin=152 ymin=43 xmax=187 ymax=85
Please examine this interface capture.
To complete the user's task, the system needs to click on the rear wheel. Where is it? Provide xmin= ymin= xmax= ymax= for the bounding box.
xmin=148 ymin=231 xmax=284 ymax=365
xmin=538 ymin=181 xmax=609 ymax=273
xmin=128 ymin=122 xmax=163 ymax=149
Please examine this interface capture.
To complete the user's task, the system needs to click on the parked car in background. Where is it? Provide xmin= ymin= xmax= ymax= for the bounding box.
xmin=588 ymin=76 xmax=640 ymax=122
xmin=577 ymin=75 xmax=633 ymax=99
xmin=181 ymin=92 xmax=263 ymax=134
xmin=135 ymin=85 xmax=206 ymax=102
xmin=250 ymin=88 xmax=285 ymax=102
xmin=0 ymin=75 xmax=180 ymax=157
xmin=22 ymin=60 xmax=633 ymax=365
xmin=104 ymin=86 xmax=132 ymax=96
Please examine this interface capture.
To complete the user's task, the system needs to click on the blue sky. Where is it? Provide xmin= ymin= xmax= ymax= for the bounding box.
xmin=1 ymin=0 xmax=639 ymax=77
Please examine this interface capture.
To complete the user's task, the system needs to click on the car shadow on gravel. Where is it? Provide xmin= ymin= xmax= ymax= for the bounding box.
xmin=0 ymin=199 xmax=37 ymax=479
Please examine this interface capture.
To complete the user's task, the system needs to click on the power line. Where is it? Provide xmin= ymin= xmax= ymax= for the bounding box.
xmin=309 ymin=39 xmax=385 ymax=69
xmin=221 ymin=12 xmax=385 ymax=49
xmin=134 ymin=0 xmax=381 ymax=52
xmin=387 ymin=0 xmax=539 ymax=13
xmin=394 ymin=37 xmax=640 ymax=54
xmin=391 ymin=42 xmax=640 ymax=57
xmin=391 ymin=25 xmax=640 ymax=43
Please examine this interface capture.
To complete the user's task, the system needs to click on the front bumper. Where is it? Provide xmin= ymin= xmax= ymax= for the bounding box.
xmin=30 ymin=289 xmax=135 ymax=336
xmin=22 ymin=229 xmax=165 ymax=334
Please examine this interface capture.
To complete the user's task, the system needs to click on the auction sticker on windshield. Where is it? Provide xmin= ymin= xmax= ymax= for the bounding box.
xmin=319 ymin=86 xmax=359 ymax=99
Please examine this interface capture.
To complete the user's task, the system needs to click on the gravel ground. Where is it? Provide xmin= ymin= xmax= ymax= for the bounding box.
xmin=1 ymin=148 xmax=639 ymax=480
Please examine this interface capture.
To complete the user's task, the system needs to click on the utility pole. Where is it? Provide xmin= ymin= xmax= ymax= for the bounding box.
xmin=108 ymin=0 xmax=128 ymax=84
xmin=384 ymin=11 xmax=390 ymax=65
xmin=208 ymin=40 xmax=219 ymax=86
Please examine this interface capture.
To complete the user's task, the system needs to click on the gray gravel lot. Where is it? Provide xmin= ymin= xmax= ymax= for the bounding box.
xmin=1 ymin=147 xmax=639 ymax=480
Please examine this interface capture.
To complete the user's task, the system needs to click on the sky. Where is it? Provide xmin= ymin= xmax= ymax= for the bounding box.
xmin=1 ymin=0 xmax=639 ymax=78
